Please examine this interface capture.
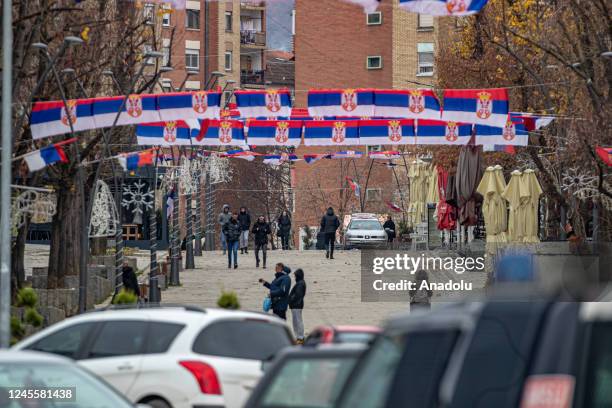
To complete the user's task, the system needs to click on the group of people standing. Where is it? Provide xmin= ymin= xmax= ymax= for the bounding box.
xmin=218 ymin=205 xmax=293 ymax=269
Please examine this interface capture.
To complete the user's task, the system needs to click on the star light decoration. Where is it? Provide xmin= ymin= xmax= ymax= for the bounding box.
xmin=89 ymin=180 xmax=120 ymax=238
xmin=122 ymin=180 xmax=154 ymax=225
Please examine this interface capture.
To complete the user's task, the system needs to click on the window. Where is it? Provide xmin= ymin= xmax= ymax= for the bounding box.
xmin=367 ymin=12 xmax=382 ymax=25
xmin=418 ymin=14 xmax=434 ymax=29
xmin=417 ymin=43 xmax=434 ymax=76
xmin=366 ymin=188 xmax=382 ymax=202
xmin=192 ymin=320 xmax=292 ymax=360
xmin=87 ymin=321 xmax=147 ymax=359
xmin=186 ymin=48 xmax=199 ymax=70
xmin=367 ymin=56 xmax=382 ymax=70
xmin=162 ymin=6 xmax=171 ymax=26
xmin=143 ymin=44 xmax=155 ymax=65
xmin=186 ymin=9 xmax=200 ymax=29
xmin=145 ymin=322 xmax=185 ymax=353
xmin=26 ymin=322 xmax=95 ymax=359
xmin=583 ymin=323 xmax=612 ymax=407
xmin=225 ymin=11 xmax=233 ymax=32
xmin=162 ymin=46 xmax=170 ymax=66
xmin=224 ymin=51 xmax=233 ymax=71
xmin=143 ymin=3 xmax=155 ymax=24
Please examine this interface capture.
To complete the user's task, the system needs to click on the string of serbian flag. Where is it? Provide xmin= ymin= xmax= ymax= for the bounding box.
xmin=30 ymin=88 xmax=512 ymax=140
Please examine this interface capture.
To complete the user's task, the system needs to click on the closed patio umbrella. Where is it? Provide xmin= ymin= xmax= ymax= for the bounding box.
xmin=477 ymin=165 xmax=507 ymax=243
xmin=520 ymin=169 xmax=543 ymax=243
xmin=502 ymin=170 xmax=523 ymax=242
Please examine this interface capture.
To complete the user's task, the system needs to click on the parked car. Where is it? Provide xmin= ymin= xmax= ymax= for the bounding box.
xmin=245 ymin=344 xmax=366 ymax=408
xmin=343 ymin=213 xmax=387 ymax=249
xmin=337 ymin=294 xmax=612 ymax=408
xmin=304 ymin=325 xmax=381 ymax=346
xmin=0 ymin=350 xmax=141 ymax=408
xmin=13 ymin=305 xmax=294 ymax=408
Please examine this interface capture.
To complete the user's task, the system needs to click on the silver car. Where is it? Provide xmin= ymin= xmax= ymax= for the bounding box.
xmin=344 ymin=216 xmax=387 ymax=248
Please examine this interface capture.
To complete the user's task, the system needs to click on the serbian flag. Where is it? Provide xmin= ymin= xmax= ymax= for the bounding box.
xmin=596 ymin=147 xmax=612 ymax=166
xmin=24 ymin=143 xmax=69 ymax=172
xmin=117 ymin=150 xmax=154 ymax=171
xmin=370 ymin=151 xmax=401 ymax=160
xmin=235 ymin=90 xmax=292 ymax=118
xmin=441 ymin=88 xmax=509 ymax=128
xmin=225 ymin=150 xmax=258 ymax=162
xmin=386 ymin=201 xmax=402 ymax=212
xmin=247 ymin=120 xmax=303 ymax=147
xmin=136 ymin=121 xmax=192 ymax=146
xmin=303 ymin=120 xmax=360 ymax=146
xmin=475 ymin=118 xmax=528 ymax=146
xmin=510 ymin=112 xmax=555 ymax=131
xmin=374 ymin=89 xmax=441 ymax=120
xmin=30 ymin=99 xmax=96 ymax=140
xmin=483 ymin=145 xmax=516 ymax=154
xmin=93 ymin=94 xmax=160 ymax=128
xmin=157 ymin=91 xmax=221 ymax=121
xmin=331 ymin=150 xmax=363 ymax=159
xmin=359 ymin=119 xmax=415 ymax=145
xmin=308 ymin=89 xmax=375 ymax=118
xmin=346 ymin=177 xmax=361 ymax=198
xmin=399 ymin=0 xmax=489 ymax=15
xmin=416 ymin=119 xmax=473 ymax=145
xmin=263 ymin=153 xmax=299 ymax=166
xmin=304 ymin=154 xmax=331 ymax=164
xmin=193 ymin=119 xmax=246 ymax=147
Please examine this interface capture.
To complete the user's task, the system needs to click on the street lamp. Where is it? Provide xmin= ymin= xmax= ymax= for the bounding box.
xmin=102 ymin=70 xmax=124 ymax=94
xmin=160 ymin=66 xmax=174 ymax=73
xmin=221 ymin=80 xmax=237 ymax=109
xmin=205 ymin=71 xmax=225 ymax=90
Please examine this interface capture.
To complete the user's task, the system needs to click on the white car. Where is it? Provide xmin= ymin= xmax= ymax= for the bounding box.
xmin=13 ymin=305 xmax=294 ymax=408
xmin=344 ymin=214 xmax=387 ymax=249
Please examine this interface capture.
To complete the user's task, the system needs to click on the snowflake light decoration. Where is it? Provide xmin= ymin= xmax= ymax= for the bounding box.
xmin=204 ymin=154 xmax=232 ymax=185
xmin=89 ymin=180 xmax=120 ymax=238
xmin=122 ymin=180 xmax=154 ymax=225
xmin=561 ymin=167 xmax=598 ymax=200
xmin=179 ymin=158 xmax=193 ymax=194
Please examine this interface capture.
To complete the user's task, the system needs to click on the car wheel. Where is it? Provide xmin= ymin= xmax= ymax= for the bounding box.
xmin=142 ymin=398 xmax=172 ymax=408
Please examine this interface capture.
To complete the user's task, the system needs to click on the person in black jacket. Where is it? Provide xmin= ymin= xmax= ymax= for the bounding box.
xmin=259 ymin=263 xmax=291 ymax=320
xmin=383 ymin=215 xmax=396 ymax=246
xmin=277 ymin=211 xmax=292 ymax=250
xmin=223 ymin=213 xmax=241 ymax=269
xmin=122 ymin=264 xmax=140 ymax=297
xmin=251 ymin=215 xmax=271 ymax=268
xmin=238 ymin=207 xmax=251 ymax=254
xmin=320 ymin=207 xmax=340 ymax=259
xmin=289 ymin=268 xmax=306 ymax=343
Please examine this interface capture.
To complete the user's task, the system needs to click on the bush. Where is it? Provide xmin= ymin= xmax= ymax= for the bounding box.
xmin=217 ymin=290 xmax=240 ymax=310
xmin=10 ymin=316 xmax=24 ymax=340
xmin=302 ymin=225 xmax=314 ymax=249
xmin=16 ymin=287 xmax=38 ymax=308
xmin=112 ymin=289 xmax=139 ymax=305
xmin=24 ymin=308 xmax=44 ymax=327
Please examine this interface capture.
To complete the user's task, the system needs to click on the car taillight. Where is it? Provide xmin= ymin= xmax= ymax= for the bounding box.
xmin=322 ymin=328 xmax=335 ymax=343
xmin=179 ymin=361 xmax=222 ymax=395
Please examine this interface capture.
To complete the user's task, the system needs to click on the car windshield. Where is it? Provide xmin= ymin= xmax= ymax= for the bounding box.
xmin=0 ymin=362 xmax=133 ymax=408
xmin=335 ymin=331 xmax=377 ymax=344
xmin=259 ymin=356 xmax=358 ymax=408
xmin=348 ymin=220 xmax=382 ymax=231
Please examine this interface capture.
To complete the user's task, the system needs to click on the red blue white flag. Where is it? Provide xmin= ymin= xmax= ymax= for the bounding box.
xmin=93 ymin=94 xmax=160 ymax=128
xmin=304 ymin=154 xmax=331 ymax=164
xmin=374 ymin=89 xmax=441 ymax=120
xmin=308 ymin=89 xmax=375 ymax=118
xmin=441 ymin=88 xmax=509 ymax=128
xmin=157 ymin=91 xmax=221 ymax=121
xmin=193 ymin=119 xmax=246 ymax=147
xmin=596 ymin=147 xmax=612 ymax=167
xmin=416 ymin=119 xmax=473 ymax=145
xmin=303 ymin=120 xmax=360 ymax=146
xmin=24 ymin=143 xmax=69 ymax=172
xmin=385 ymin=201 xmax=403 ymax=212
xmin=246 ymin=120 xmax=303 ymax=147
xmin=225 ymin=149 xmax=259 ymax=162
xmin=510 ymin=112 xmax=554 ymax=131
xmin=370 ymin=151 xmax=402 ymax=160
xmin=475 ymin=118 xmax=528 ymax=146
xmin=399 ymin=0 xmax=489 ymax=16
xmin=483 ymin=145 xmax=516 ymax=154
xmin=359 ymin=119 xmax=415 ymax=145
xmin=136 ymin=121 xmax=192 ymax=146
xmin=30 ymin=99 xmax=96 ymax=140
xmin=331 ymin=150 xmax=364 ymax=159
xmin=263 ymin=153 xmax=300 ymax=166
xmin=235 ymin=90 xmax=292 ymax=118
xmin=118 ymin=150 xmax=154 ymax=171
xmin=346 ymin=177 xmax=361 ymax=198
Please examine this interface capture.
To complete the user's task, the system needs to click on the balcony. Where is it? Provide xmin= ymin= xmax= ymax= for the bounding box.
xmin=241 ymin=70 xmax=265 ymax=86
xmin=241 ymin=0 xmax=265 ymax=10
xmin=240 ymin=29 xmax=266 ymax=47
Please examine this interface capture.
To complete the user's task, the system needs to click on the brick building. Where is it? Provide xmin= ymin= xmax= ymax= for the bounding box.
xmin=291 ymin=0 xmax=449 ymax=246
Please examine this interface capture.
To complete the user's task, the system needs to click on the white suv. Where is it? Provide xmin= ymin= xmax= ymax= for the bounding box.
xmin=13 ymin=306 xmax=294 ymax=408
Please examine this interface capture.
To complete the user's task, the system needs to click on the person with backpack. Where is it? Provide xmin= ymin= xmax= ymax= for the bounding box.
xmin=320 ymin=207 xmax=340 ymax=259
xmin=222 ymin=212 xmax=241 ymax=269
xmin=259 ymin=263 xmax=291 ymax=320
xmin=409 ymin=269 xmax=433 ymax=311
xmin=238 ymin=206 xmax=251 ymax=254
xmin=252 ymin=215 xmax=271 ymax=268
xmin=289 ymin=269 xmax=307 ymax=344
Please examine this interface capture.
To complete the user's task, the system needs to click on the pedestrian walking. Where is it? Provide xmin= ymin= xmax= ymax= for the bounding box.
xmin=409 ymin=270 xmax=433 ymax=311
xmin=277 ymin=211 xmax=292 ymax=250
xmin=289 ymin=268 xmax=307 ymax=344
xmin=259 ymin=263 xmax=291 ymax=320
xmin=238 ymin=206 xmax=251 ymax=254
xmin=320 ymin=207 xmax=340 ymax=259
xmin=223 ymin=212 xmax=241 ymax=269
xmin=121 ymin=263 xmax=141 ymax=297
xmin=218 ymin=204 xmax=231 ymax=254
xmin=383 ymin=215 xmax=396 ymax=246
xmin=252 ymin=215 xmax=271 ymax=268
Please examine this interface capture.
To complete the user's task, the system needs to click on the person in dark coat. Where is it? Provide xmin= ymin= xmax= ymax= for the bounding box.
xmin=320 ymin=207 xmax=340 ymax=259
xmin=383 ymin=215 xmax=396 ymax=244
xmin=237 ymin=207 xmax=251 ymax=254
xmin=222 ymin=212 xmax=241 ymax=269
xmin=289 ymin=269 xmax=307 ymax=343
xmin=259 ymin=263 xmax=291 ymax=320
xmin=218 ymin=204 xmax=231 ymax=254
xmin=251 ymin=215 xmax=271 ymax=268
xmin=277 ymin=211 xmax=292 ymax=250
xmin=409 ymin=270 xmax=433 ymax=311
xmin=122 ymin=264 xmax=140 ymax=297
